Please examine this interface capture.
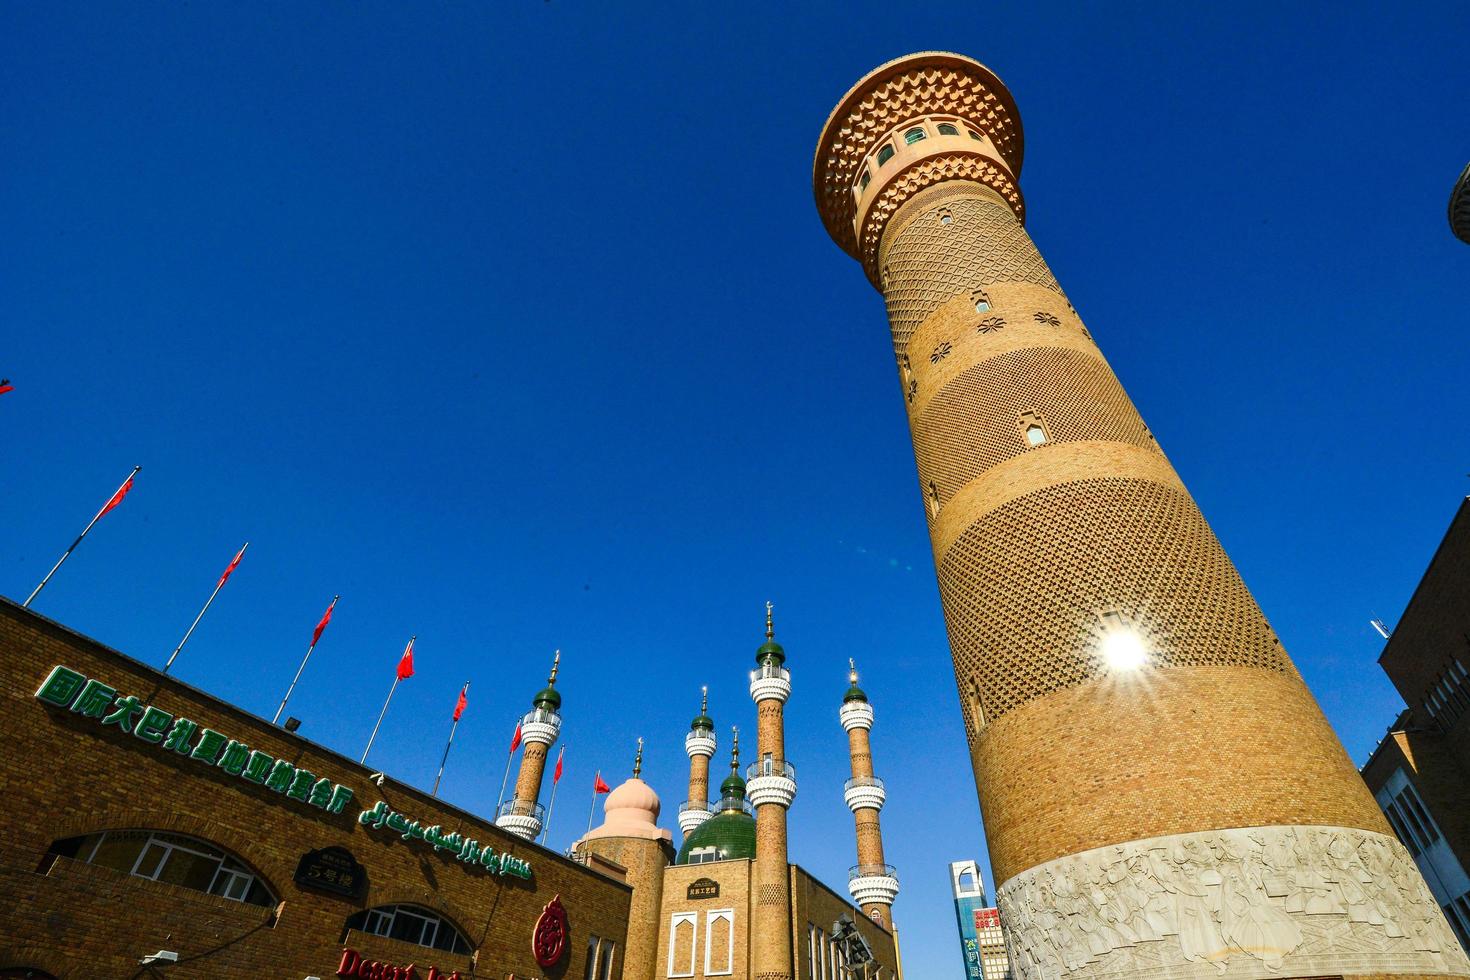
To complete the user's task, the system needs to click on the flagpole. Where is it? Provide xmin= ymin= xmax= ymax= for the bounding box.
xmin=274 ymin=595 xmax=338 ymax=725
xmin=164 ymin=542 xmax=249 ymax=674
xmin=586 ymin=772 xmax=600 ymax=835
xmin=496 ymin=718 xmax=518 ymax=812
xmin=362 ymin=636 xmax=414 ymax=765
xmin=433 ymin=680 xmax=470 ymax=797
xmin=25 ymin=465 xmax=141 ymax=608
xmin=540 ymin=745 xmax=563 ymax=845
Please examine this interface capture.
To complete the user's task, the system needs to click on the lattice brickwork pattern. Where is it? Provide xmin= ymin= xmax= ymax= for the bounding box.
xmin=882 ymin=196 xmax=1060 ymax=354
xmin=940 ymin=478 xmax=1288 ymax=729
xmin=914 ymin=346 xmax=1152 ymax=509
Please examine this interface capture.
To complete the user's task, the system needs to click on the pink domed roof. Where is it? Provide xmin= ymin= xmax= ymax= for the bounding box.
xmin=581 ymin=777 xmax=672 ymax=844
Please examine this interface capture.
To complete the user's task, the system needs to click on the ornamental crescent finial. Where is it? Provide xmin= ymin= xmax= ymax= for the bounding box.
xmin=849 ymin=657 xmax=858 ymax=685
xmin=731 ymin=726 xmax=740 ymax=772
xmin=765 ymin=601 xmax=774 ymax=640
xmin=701 ymin=685 xmax=708 ymax=713
xmin=634 ymin=736 xmax=643 ymax=777
xmin=548 ymin=649 xmax=560 ymax=686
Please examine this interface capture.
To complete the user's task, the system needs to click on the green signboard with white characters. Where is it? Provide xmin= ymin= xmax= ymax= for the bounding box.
xmin=358 ymin=800 xmax=533 ymax=879
xmin=35 ymin=664 xmax=354 ymax=815
xmin=34 ymin=665 xmax=535 ymax=882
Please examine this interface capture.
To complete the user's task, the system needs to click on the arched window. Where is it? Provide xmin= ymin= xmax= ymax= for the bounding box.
xmin=47 ymin=830 xmax=274 ymax=906
xmin=967 ymin=128 xmax=984 ymax=141
xmin=345 ymin=904 xmax=472 ymax=954
xmin=876 ymin=144 xmax=894 ymax=167
xmin=903 ymin=127 xmax=926 ymax=145
xmin=857 ymin=169 xmax=870 ymax=192
xmin=937 ymin=123 xmax=959 ymax=136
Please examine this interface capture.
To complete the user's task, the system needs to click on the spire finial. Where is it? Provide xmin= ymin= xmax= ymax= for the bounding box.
xmin=730 ymin=725 xmax=740 ymax=773
xmin=548 ymin=649 xmax=560 ymax=686
xmin=765 ymin=601 xmax=774 ymax=640
xmin=633 ymin=736 xmax=644 ymax=777
xmin=701 ymin=685 xmax=708 ymax=714
xmin=849 ymin=657 xmax=858 ymax=685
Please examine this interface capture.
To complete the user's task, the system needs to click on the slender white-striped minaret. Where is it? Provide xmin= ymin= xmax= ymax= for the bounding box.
xmin=496 ymin=650 xmax=562 ymax=840
xmin=840 ymin=659 xmax=899 ymax=926
xmin=679 ymin=686 xmax=717 ymax=836
xmin=748 ymin=602 xmax=796 ymax=980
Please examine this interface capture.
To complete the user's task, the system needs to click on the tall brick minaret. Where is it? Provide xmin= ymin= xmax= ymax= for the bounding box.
xmin=496 ymin=650 xmax=561 ymax=841
xmin=678 ymin=686 xmax=717 ymax=837
xmin=840 ymin=659 xmax=897 ymax=927
xmin=813 ymin=52 xmax=1470 ymax=979
xmin=748 ymin=602 xmax=795 ymax=980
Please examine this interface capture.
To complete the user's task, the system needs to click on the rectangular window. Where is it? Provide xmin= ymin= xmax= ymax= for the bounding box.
xmin=1396 ymin=784 xmax=1441 ymax=845
xmin=598 ymin=939 xmax=615 ymax=980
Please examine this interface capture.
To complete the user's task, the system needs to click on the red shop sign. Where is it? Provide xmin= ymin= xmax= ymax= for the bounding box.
xmin=337 ymin=947 xmax=462 ymax=980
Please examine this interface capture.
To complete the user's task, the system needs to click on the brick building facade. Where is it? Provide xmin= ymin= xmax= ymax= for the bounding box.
xmin=1362 ymin=497 xmax=1470 ymax=949
xmin=0 ymin=597 xmax=633 ymax=979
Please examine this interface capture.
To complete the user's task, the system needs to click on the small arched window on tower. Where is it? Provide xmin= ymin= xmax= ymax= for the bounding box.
xmin=904 ymin=126 xmax=927 ymax=145
xmin=928 ymin=481 xmax=941 ymax=518
xmin=1021 ymin=412 xmax=1049 ymax=448
xmin=857 ymin=168 xmax=870 ymax=193
xmin=967 ymin=128 xmax=984 ymax=142
xmin=876 ymin=144 xmax=895 ymax=167
xmin=972 ymin=289 xmax=991 ymax=314
xmin=937 ymin=122 xmax=960 ymax=136
xmin=937 ymin=207 xmax=953 ymax=226
xmin=970 ymin=682 xmax=987 ymax=732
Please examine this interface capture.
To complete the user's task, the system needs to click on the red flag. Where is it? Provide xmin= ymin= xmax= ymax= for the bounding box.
xmin=216 ymin=544 xmax=247 ymax=589
xmin=594 ymin=771 xmax=611 ymax=794
xmin=553 ymin=746 xmax=564 ymax=784
xmin=509 ymin=720 xmax=523 ymax=754
xmin=0 ymin=379 xmax=13 ymax=396
xmin=310 ymin=597 xmax=337 ymax=649
xmin=453 ymin=684 xmax=468 ymax=722
xmin=99 ymin=475 xmax=135 ymax=518
xmin=395 ymin=637 xmax=415 ymax=680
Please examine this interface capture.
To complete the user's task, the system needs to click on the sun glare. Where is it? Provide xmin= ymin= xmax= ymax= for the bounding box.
xmin=1101 ymin=627 xmax=1148 ymax=671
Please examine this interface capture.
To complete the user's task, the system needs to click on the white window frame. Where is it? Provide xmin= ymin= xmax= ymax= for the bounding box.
xmin=703 ymin=909 xmax=735 ymax=976
xmin=667 ymin=912 xmax=698 ymax=978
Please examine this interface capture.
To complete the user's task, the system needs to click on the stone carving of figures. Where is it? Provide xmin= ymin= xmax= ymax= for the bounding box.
xmin=1217 ymin=864 xmax=1303 ymax=969
xmin=1169 ymin=847 xmax=1229 ymax=971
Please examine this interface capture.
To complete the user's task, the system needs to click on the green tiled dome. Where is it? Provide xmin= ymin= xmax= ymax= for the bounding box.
xmin=676 ymin=810 xmax=756 ymax=865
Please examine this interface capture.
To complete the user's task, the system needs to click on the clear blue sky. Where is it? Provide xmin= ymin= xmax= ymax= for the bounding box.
xmin=3 ymin=3 xmax=1468 ymax=974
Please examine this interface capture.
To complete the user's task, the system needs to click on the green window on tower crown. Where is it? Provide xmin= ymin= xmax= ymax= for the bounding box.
xmin=904 ymin=126 xmax=926 ymax=145
xmin=937 ymin=123 xmax=959 ymax=136
xmin=876 ymin=144 xmax=894 ymax=166
xmin=858 ymin=169 xmax=870 ymax=191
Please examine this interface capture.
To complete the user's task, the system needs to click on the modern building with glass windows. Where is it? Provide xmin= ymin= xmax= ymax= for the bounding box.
xmin=1362 ymin=496 xmax=1470 ymax=951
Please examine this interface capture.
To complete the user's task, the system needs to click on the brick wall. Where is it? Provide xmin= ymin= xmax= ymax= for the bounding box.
xmin=0 ymin=598 xmax=631 ymax=979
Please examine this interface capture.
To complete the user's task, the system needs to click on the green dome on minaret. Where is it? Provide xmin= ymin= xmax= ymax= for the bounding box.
xmin=677 ymin=725 xmax=754 ymax=865
xmin=691 ymin=685 xmax=713 ymax=731
xmin=755 ymin=601 xmax=785 ymax=665
xmin=843 ymin=658 xmax=869 ymax=703
xmin=532 ymin=650 xmax=561 ymax=710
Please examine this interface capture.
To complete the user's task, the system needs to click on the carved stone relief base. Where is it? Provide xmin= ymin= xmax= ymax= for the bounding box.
xmin=995 ymin=825 xmax=1470 ymax=980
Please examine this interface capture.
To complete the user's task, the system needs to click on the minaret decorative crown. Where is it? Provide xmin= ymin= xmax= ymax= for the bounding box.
xmin=633 ymin=736 xmax=643 ymax=778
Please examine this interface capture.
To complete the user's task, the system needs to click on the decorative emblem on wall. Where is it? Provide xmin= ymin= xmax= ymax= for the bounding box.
xmin=976 ymin=316 xmax=1006 ymax=334
xmin=531 ymin=894 xmax=568 ymax=968
xmin=1033 ymin=311 xmax=1060 ymax=327
xmin=930 ymin=341 xmax=952 ymax=364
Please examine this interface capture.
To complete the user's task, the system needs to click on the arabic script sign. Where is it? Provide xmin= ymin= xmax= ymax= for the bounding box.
xmin=358 ymin=801 xmax=532 ymax=879
xmin=35 ymin=665 xmax=353 ymax=816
